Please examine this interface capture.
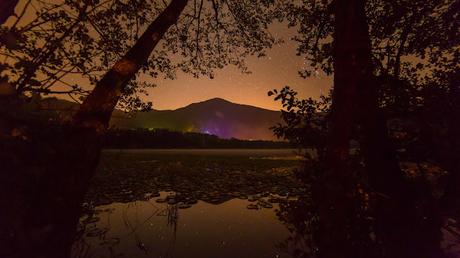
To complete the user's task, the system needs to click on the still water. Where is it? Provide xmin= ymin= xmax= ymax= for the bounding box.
xmin=73 ymin=193 xmax=292 ymax=258
xmin=72 ymin=149 xmax=303 ymax=258
xmin=103 ymin=148 xmax=304 ymax=157
xmin=71 ymin=149 xmax=460 ymax=258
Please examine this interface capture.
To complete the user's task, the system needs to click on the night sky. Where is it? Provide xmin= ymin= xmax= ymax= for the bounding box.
xmin=9 ymin=1 xmax=332 ymax=111
xmin=149 ymin=22 xmax=332 ymax=111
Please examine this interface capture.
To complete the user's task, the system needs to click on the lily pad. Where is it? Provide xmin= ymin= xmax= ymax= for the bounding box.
xmin=247 ymin=204 xmax=259 ymax=210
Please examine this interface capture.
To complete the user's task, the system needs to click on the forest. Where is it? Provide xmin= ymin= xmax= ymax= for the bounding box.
xmin=0 ymin=0 xmax=459 ymax=258
xmin=104 ymin=128 xmax=291 ymax=149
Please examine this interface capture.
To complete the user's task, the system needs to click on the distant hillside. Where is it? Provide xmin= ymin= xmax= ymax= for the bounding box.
xmin=111 ymin=98 xmax=283 ymax=140
xmin=38 ymin=97 xmax=283 ymax=140
xmin=104 ymin=128 xmax=290 ymax=149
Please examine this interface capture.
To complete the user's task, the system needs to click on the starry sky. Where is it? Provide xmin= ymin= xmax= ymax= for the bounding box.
xmin=147 ymin=22 xmax=332 ymax=111
xmin=8 ymin=1 xmax=331 ymax=111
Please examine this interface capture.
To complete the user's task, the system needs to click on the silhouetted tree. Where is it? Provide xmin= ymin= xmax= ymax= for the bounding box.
xmin=1 ymin=0 xmax=279 ymax=111
xmin=281 ymin=0 xmax=458 ymax=202
xmin=312 ymin=1 xmax=374 ymax=256
xmin=268 ymin=86 xmax=330 ymax=159
xmin=73 ymin=0 xmax=188 ymax=131
xmin=272 ymin=0 xmax=458 ymax=257
xmin=0 ymin=1 xmax=281 ymax=258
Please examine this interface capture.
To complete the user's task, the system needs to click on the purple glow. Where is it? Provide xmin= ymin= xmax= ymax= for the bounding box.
xmin=200 ymin=120 xmax=232 ymax=139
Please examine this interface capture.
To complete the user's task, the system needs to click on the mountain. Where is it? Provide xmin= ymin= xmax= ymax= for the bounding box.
xmin=110 ymin=98 xmax=283 ymax=140
xmin=36 ymin=97 xmax=283 ymax=140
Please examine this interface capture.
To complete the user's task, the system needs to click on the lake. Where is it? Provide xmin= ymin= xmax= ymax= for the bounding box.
xmin=72 ymin=149 xmax=306 ymax=258
xmin=73 ymin=193 xmax=296 ymax=258
xmin=71 ymin=149 xmax=460 ymax=258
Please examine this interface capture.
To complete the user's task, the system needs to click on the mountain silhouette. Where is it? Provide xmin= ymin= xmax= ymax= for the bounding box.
xmin=111 ymin=98 xmax=282 ymax=140
xmin=36 ymin=97 xmax=282 ymax=140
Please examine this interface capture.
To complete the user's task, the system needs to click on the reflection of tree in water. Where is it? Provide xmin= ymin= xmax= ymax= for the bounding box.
xmin=72 ymin=203 xmax=114 ymax=258
xmin=165 ymin=204 xmax=179 ymax=258
xmin=275 ymin=197 xmax=317 ymax=258
xmin=276 ymin=185 xmax=460 ymax=258
xmin=274 ymin=193 xmax=373 ymax=258
xmin=71 ymin=200 xmax=180 ymax=258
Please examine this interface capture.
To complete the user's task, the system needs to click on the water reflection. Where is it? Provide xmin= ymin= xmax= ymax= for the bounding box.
xmin=275 ymin=197 xmax=460 ymax=258
xmin=276 ymin=196 xmax=316 ymax=258
xmin=72 ymin=189 xmax=460 ymax=258
xmin=73 ymin=192 xmax=293 ymax=258
xmin=5 ymin=144 xmax=458 ymax=258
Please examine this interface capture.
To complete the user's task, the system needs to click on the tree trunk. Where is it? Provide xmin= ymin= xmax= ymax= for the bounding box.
xmin=73 ymin=0 xmax=188 ymax=130
xmin=442 ymin=69 xmax=460 ymax=213
xmin=314 ymin=0 xmax=367 ymax=257
xmin=0 ymin=1 xmax=188 ymax=257
xmin=353 ymin=1 xmax=446 ymax=257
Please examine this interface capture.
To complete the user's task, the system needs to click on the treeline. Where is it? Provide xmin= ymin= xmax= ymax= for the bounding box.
xmin=103 ymin=128 xmax=290 ymax=149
